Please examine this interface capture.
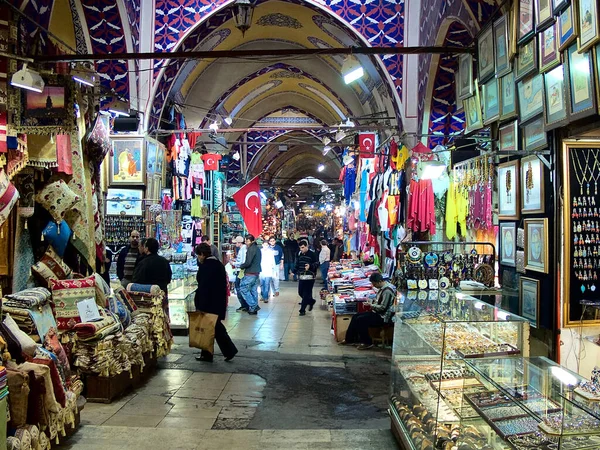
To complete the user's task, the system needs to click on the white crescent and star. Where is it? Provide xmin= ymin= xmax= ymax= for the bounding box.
xmin=245 ymin=191 xmax=260 ymax=214
xmin=362 ymin=137 xmax=373 ymax=150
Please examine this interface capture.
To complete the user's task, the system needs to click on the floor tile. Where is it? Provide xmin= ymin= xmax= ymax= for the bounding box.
xmin=158 ymin=416 xmax=216 ymax=429
xmin=103 ymin=413 xmax=166 ymax=427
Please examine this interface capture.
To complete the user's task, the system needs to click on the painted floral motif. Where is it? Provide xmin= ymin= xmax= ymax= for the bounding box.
xmin=256 ymin=13 xmax=303 ymax=29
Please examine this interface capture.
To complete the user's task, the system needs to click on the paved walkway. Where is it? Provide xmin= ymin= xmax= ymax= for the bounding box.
xmin=59 ymin=282 xmax=397 ymax=449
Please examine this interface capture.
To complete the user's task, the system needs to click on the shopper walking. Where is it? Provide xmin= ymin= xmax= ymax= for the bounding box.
xmin=295 ymin=240 xmax=319 ymax=316
xmin=268 ymin=236 xmax=284 ymax=295
xmin=193 ymin=243 xmax=238 ymax=362
xmin=239 ymin=234 xmax=262 ymax=315
xmin=260 ymin=241 xmax=276 ymax=303
xmin=283 ymin=233 xmax=299 ymax=281
xmin=319 ymin=239 xmax=331 ymax=285
xmin=116 ymin=230 xmax=141 ymax=287
xmin=232 ymin=236 xmax=250 ymax=312
xmin=342 ymin=273 xmax=395 ymax=350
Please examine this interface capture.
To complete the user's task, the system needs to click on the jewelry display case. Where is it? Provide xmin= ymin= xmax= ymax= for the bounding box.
xmin=389 ymin=290 xmax=530 ymax=450
xmin=463 ymin=357 xmax=600 ymax=449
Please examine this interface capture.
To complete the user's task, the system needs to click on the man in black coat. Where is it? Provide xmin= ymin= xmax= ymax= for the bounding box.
xmin=294 ymin=240 xmax=320 ymax=316
xmin=132 ymin=238 xmax=172 ymax=293
xmin=194 ymin=243 xmax=238 ymax=362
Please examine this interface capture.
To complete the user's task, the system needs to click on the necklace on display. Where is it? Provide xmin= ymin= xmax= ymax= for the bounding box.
xmin=526 ymin=162 xmax=534 ymax=203
xmin=506 ymin=168 xmax=512 ymax=204
xmin=591 ymin=149 xmax=600 ymax=196
xmin=573 ymin=150 xmax=592 ymax=196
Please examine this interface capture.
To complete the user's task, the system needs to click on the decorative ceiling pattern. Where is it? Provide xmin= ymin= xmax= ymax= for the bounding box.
xmin=256 ymin=13 xmax=303 ymax=28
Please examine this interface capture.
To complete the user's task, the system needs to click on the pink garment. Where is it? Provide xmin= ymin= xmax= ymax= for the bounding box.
xmin=55 ymin=134 xmax=72 ymax=175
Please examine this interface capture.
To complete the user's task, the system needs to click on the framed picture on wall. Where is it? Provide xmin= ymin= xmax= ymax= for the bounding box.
xmin=539 ymin=22 xmax=560 ymax=72
xmin=499 ymin=120 xmax=519 ymax=151
xmin=519 ymin=0 xmax=536 ymax=42
xmin=521 ymin=155 xmax=545 ymax=213
xmin=552 ymin=0 xmax=568 ymax=15
xmin=498 ymin=161 xmax=520 ymax=219
xmin=146 ymin=139 xmax=157 ymax=176
xmin=478 ymin=25 xmax=496 ymax=82
xmin=457 ymin=54 xmax=474 ymax=99
xmin=565 ymin=43 xmax=597 ymax=120
xmin=109 ymin=137 xmax=145 ymax=185
xmin=524 ymin=218 xmax=549 ymax=273
xmin=482 ymin=77 xmax=501 ymax=124
xmin=518 ymin=73 xmax=544 ymax=121
xmin=558 ymin=3 xmax=577 ymax=50
xmin=500 ymin=71 xmax=518 ymax=120
xmin=516 ymin=38 xmax=538 ymax=80
xmin=495 ymin=16 xmax=511 ymax=77
xmin=535 ymin=0 xmax=554 ymax=30
xmin=520 ymin=277 xmax=540 ymax=327
xmin=463 ymin=88 xmax=484 ymax=133
xmin=522 ymin=115 xmax=548 ymax=150
xmin=500 ymin=222 xmax=518 ymax=266
xmin=577 ymin=0 xmax=600 ymax=51
xmin=106 ymin=188 xmax=144 ymax=216
xmin=543 ymin=64 xmax=569 ymax=129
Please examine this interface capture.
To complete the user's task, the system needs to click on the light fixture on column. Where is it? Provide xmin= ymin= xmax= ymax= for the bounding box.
xmin=317 ymin=164 xmax=325 ymax=172
xmin=232 ymin=0 xmax=255 ymax=36
xmin=11 ymin=63 xmax=44 ymax=93
xmin=341 ymin=55 xmax=364 ymax=84
xmin=322 ymin=136 xmax=331 ymax=146
xmin=335 ymin=129 xmax=346 ymax=142
xmin=322 ymin=145 xmax=331 ymax=155
xmin=224 ymin=116 xmax=233 ymax=126
xmin=107 ymin=98 xmax=130 ymax=117
xmin=344 ymin=118 xmax=355 ymax=127
xmin=71 ymin=64 xmax=96 ymax=87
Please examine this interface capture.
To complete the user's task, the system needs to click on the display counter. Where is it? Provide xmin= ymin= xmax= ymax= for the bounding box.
xmin=168 ymin=268 xmax=197 ymax=333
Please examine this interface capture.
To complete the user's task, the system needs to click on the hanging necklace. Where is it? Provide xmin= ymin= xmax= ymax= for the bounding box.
xmin=506 ymin=167 xmax=512 ymax=203
xmin=526 ymin=162 xmax=534 ymax=203
xmin=590 ymin=149 xmax=600 ymax=196
xmin=573 ymin=150 xmax=592 ymax=195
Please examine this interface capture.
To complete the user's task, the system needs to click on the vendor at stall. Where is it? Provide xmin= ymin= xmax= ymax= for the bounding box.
xmin=341 ymin=273 xmax=395 ymax=349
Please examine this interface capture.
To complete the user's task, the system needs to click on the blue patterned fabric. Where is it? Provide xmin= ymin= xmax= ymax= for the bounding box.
xmin=42 ymin=220 xmax=72 ymax=257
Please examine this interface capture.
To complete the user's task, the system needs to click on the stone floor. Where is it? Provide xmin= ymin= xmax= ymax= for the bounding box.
xmin=59 ymin=281 xmax=397 ymax=449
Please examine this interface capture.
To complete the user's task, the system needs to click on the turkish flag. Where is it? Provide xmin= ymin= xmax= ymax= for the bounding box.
xmin=232 ymin=176 xmax=263 ymax=237
xmin=359 ymin=132 xmax=376 ymax=157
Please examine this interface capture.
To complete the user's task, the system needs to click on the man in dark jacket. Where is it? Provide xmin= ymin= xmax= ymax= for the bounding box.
xmin=116 ymin=230 xmax=141 ymax=287
xmin=194 ymin=243 xmax=237 ymax=362
xmin=132 ymin=238 xmax=172 ymax=293
xmin=283 ymin=233 xmax=299 ymax=281
xmin=201 ymin=235 xmax=220 ymax=261
xmin=295 ymin=240 xmax=319 ymax=316
xmin=239 ymin=234 xmax=262 ymax=315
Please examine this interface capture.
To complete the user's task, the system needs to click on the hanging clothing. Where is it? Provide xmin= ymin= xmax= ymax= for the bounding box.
xmin=406 ymin=178 xmax=436 ymax=234
xmin=445 ymin=178 xmax=458 ymax=240
xmin=341 ymin=164 xmax=357 ymax=205
xmin=202 ymin=153 xmax=222 ymax=171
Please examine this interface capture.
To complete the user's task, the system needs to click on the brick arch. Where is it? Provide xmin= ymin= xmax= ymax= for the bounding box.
xmin=146 ymin=0 xmax=404 ymax=131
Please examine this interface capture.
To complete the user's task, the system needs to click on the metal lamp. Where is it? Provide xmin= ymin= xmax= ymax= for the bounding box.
xmin=232 ymin=0 xmax=254 ymax=36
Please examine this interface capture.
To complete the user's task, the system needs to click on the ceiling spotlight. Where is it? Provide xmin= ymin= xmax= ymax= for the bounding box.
xmin=209 ymin=121 xmax=219 ymax=131
xmin=335 ymin=129 xmax=346 ymax=142
xmin=322 ymin=136 xmax=331 ymax=146
xmin=11 ymin=63 xmax=44 ymax=93
xmin=232 ymin=151 xmax=240 ymax=161
xmin=322 ymin=145 xmax=332 ymax=155
xmin=71 ymin=65 xmax=96 ymax=87
xmin=224 ymin=116 xmax=233 ymax=126
xmin=107 ymin=98 xmax=130 ymax=117
xmin=344 ymin=118 xmax=355 ymax=127
xmin=232 ymin=0 xmax=255 ymax=36
xmin=317 ymin=164 xmax=325 ymax=172
xmin=341 ymin=55 xmax=364 ymax=84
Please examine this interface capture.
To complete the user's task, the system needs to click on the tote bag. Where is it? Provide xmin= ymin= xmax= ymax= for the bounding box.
xmin=188 ymin=311 xmax=218 ymax=354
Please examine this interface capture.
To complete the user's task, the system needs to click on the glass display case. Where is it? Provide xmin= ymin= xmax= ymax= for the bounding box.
xmin=167 ymin=261 xmax=197 ymax=331
xmin=389 ymin=290 xmax=530 ymax=450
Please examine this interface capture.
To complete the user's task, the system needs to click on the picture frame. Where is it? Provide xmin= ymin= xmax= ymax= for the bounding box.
xmin=524 ymin=218 xmax=549 ymax=273
xmin=482 ymin=77 xmax=501 ymax=124
xmin=558 ymin=3 xmax=577 ymax=50
xmin=146 ymin=138 xmax=157 ymax=176
xmin=156 ymin=141 xmax=166 ymax=181
xmin=458 ymin=54 xmax=474 ymax=99
xmin=516 ymin=38 xmax=538 ymax=81
xmin=543 ymin=64 xmax=569 ymax=129
xmin=595 ymin=44 xmax=600 ymax=108
xmin=516 ymin=250 xmax=526 ymax=273
xmin=519 ymin=0 xmax=536 ymax=43
xmin=500 ymin=222 xmax=518 ymax=266
xmin=499 ymin=120 xmax=519 ymax=151
xmin=522 ymin=115 xmax=548 ymax=151
xmin=518 ymin=73 xmax=545 ymax=122
xmin=552 ymin=0 xmax=569 ymax=15
xmin=498 ymin=161 xmax=521 ymax=219
xmin=577 ymin=0 xmax=600 ymax=52
xmin=520 ymin=277 xmax=540 ymax=327
xmin=539 ymin=22 xmax=561 ymax=72
xmin=535 ymin=0 xmax=554 ymax=30
xmin=478 ymin=25 xmax=496 ymax=82
xmin=109 ymin=137 xmax=146 ymax=185
xmin=463 ymin=87 xmax=484 ymax=133
xmin=495 ymin=16 xmax=511 ymax=77
xmin=500 ymin=72 xmax=518 ymax=119
xmin=565 ymin=43 xmax=597 ymax=120
xmin=106 ymin=188 xmax=144 ymax=216
xmin=511 ymin=1 xmax=520 ymax=60
xmin=521 ymin=155 xmax=546 ymax=214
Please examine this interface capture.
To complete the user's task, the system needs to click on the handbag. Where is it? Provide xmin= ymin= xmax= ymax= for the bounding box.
xmin=188 ymin=311 xmax=218 ymax=354
xmin=298 ymin=270 xmax=314 ymax=281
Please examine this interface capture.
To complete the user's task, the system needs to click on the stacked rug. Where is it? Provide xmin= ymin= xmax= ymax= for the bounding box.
xmin=2 ymin=288 xmax=56 ymax=342
xmin=72 ymin=331 xmax=131 ymax=377
xmin=126 ymin=287 xmax=172 ymax=358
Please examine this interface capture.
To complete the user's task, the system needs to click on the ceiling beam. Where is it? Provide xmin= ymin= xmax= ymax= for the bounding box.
xmin=32 ymin=46 xmax=475 ymax=62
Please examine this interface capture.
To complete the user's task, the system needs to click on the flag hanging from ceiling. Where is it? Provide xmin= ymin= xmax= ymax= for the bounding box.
xmin=232 ymin=176 xmax=262 ymax=237
xmin=359 ymin=132 xmax=376 ymax=158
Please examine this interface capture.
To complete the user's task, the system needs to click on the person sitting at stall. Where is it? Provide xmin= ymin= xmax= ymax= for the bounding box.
xmin=340 ymin=273 xmax=395 ymax=350
xmin=194 ymin=243 xmax=238 ymax=362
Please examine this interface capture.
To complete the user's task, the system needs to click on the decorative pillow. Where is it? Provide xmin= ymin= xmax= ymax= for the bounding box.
xmin=3 ymin=314 xmax=37 ymax=357
xmin=41 ymin=221 xmax=71 ymax=257
xmin=114 ymin=286 xmax=137 ymax=313
xmin=127 ymin=283 xmax=162 ymax=296
xmin=31 ymin=246 xmax=72 ymax=286
xmin=0 ymin=168 xmax=19 ymax=228
xmin=35 ymin=179 xmax=80 ymax=224
xmin=85 ymin=114 xmax=111 ymax=166
xmin=49 ymin=276 xmax=96 ymax=330
xmin=93 ymin=272 xmax=110 ymax=307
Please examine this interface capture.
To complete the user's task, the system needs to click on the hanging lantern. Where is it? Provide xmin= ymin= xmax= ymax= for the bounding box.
xmin=232 ymin=0 xmax=255 ymax=36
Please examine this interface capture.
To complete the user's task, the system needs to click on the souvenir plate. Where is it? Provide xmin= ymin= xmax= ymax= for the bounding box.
xmin=440 ymin=291 xmax=450 ymax=303
xmin=418 ymin=290 xmax=428 ymax=300
xmin=428 ymin=290 xmax=439 ymax=301
xmin=444 ymin=252 xmax=454 ymax=263
xmin=418 ymin=279 xmax=429 ymax=289
xmin=429 ymin=279 xmax=439 ymax=290
xmin=408 ymin=246 xmax=422 ymax=261
xmin=407 ymin=279 xmax=418 ymax=290
xmin=424 ymin=252 xmax=439 ymax=267
xmin=439 ymin=277 xmax=451 ymax=290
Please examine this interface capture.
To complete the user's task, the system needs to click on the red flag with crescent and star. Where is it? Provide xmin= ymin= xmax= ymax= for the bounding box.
xmin=359 ymin=132 xmax=376 ymax=158
xmin=232 ymin=176 xmax=263 ymax=237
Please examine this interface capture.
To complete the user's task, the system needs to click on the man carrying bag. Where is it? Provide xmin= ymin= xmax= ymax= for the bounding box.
xmin=190 ymin=243 xmax=238 ymax=362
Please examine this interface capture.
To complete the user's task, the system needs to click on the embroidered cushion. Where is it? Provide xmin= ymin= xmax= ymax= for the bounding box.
xmin=49 ymin=276 xmax=96 ymax=330
xmin=85 ymin=115 xmax=111 ymax=166
xmin=31 ymin=247 xmax=72 ymax=286
xmin=3 ymin=313 xmax=37 ymax=356
xmin=0 ymin=169 xmax=19 ymax=227
xmin=41 ymin=220 xmax=71 ymax=257
xmin=126 ymin=283 xmax=162 ymax=296
xmin=35 ymin=179 xmax=80 ymax=224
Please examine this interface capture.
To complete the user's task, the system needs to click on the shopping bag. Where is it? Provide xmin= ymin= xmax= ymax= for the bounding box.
xmin=188 ymin=311 xmax=218 ymax=354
